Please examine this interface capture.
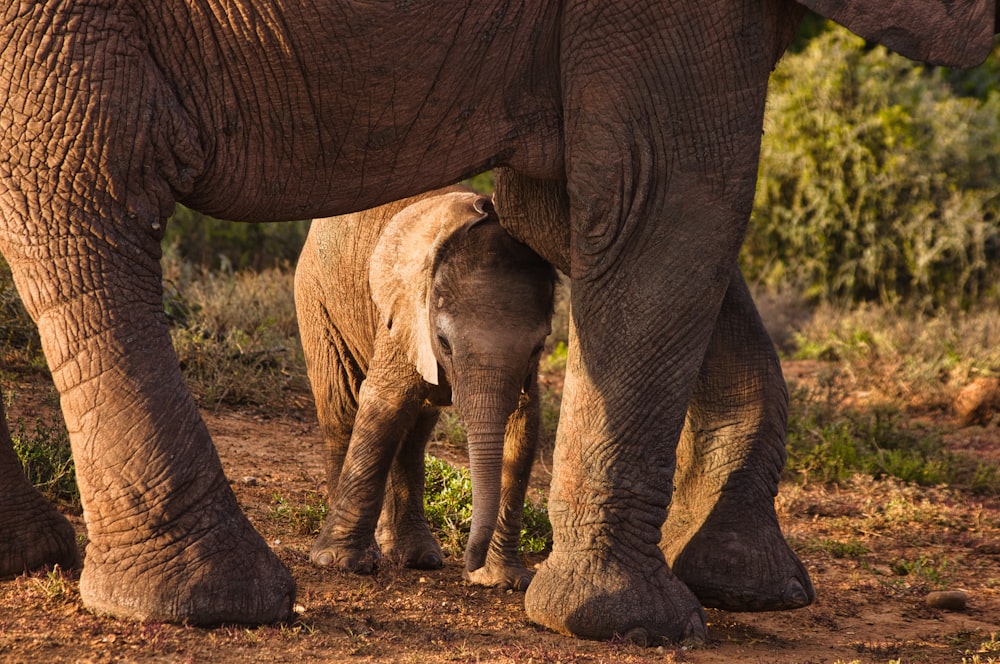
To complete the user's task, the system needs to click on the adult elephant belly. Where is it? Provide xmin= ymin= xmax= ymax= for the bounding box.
xmin=162 ymin=0 xmax=564 ymax=222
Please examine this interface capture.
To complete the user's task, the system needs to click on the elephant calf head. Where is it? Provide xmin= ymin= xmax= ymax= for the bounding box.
xmin=370 ymin=191 xmax=557 ymax=394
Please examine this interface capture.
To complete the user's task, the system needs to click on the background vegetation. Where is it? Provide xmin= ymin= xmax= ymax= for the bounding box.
xmin=747 ymin=26 xmax=1000 ymax=309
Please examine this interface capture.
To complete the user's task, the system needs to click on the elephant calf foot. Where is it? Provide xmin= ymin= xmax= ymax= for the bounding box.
xmin=665 ymin=508 xmax=815 ymax=612
xmin=524 ymin=549 xmax=706 ymax=645
xmin=375 ymin=525 xmax=444 ymax=570
xmin=311 ymin=538 xmax=381 ymax=574
xmin=463 ymin=558 xmax=532 ymax=591
xmin=80 ymin=500 xmax=295 ymax=625
xmin=0 ymin=491 xmax=80 ymax=577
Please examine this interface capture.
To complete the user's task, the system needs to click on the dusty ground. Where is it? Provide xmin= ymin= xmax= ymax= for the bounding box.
xmin=0 ymin=364 xmax=998 ymax=664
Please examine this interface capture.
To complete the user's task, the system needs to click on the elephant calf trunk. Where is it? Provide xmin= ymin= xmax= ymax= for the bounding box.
xmin=464 ymin=432 xmax=505 ymax=572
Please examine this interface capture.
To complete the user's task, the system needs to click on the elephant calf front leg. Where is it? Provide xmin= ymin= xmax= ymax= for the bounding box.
xmin=312 ymin=367 xmax=425 ymax=574
xmin=375 ymin=408 xmax=444 ymax=570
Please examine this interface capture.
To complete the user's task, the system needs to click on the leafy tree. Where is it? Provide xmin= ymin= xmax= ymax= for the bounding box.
xmin=746 ymin=26 xmax=1000 ymax=309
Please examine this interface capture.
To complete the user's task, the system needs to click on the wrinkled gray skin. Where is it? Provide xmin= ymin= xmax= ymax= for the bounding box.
xmin=294 ymin=187 xmax=555 ymax=591
xmin=0 ymin=0 xmax=993 ymax=643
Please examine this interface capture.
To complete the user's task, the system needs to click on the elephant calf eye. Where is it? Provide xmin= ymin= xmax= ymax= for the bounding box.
xmin=438 ymin=335 xmax=452 ymax=354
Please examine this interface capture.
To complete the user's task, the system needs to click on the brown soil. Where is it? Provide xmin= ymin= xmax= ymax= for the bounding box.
xmin=1 ymin=364 xmax=999 ymax=664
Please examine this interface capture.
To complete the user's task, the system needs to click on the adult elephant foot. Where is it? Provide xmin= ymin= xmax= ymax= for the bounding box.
xmin=525 ymin=551 xmax=706 ymax=644
xmin=80 ymin=487 xmax=295 ymax=625
xmin=664 ymin=500 xmax=814 ymax=611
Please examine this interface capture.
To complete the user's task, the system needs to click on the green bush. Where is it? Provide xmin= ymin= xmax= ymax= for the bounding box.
xmin=423 ymin=455 xmax=550 ymax=556
xmin=747 ymin=25 xmax=1000 ymax=308
xmin=11 ymin=415 xmax=78 ymax=507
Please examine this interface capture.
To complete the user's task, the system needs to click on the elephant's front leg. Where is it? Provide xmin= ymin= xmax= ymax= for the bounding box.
xmin=0 ymin=394 xmax=80 ymax=577
xmin=463 ymin=382 xmax=540 ymax=591
xmin=0 ymin=17 xmax=295 ymax=624
xmin=1 ymin=230 xmax=296 ymax=625
xmin=312 ymin=340 xmax=424 ymax=573
xmin=375 ymin=407 xmax=445 ymax=570
xmin=663 ymin=267 xmax=815 ymax=611
xmin=521 ymin=2 xmax=791 ymax=644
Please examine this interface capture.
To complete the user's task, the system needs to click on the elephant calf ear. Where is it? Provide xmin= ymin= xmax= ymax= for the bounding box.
xmin=798 ymin=0 xmax=994 ymax=67
xmin=369 ymin=191 xmax=489 ymax=386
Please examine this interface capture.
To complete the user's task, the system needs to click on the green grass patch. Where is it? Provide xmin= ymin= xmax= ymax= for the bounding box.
xmin=785 ymin=390 xmax=1000 ymax=494
xmin=162 ymin=250 xmax=305 ymax=410
xmin=268 ymin=492 xmax=327 ymax=536
xmin=11 ymin=414 xmax=78 ymax=508
xmin=887 ymin=554 xmax=950 ymax=585
xmin=424 ymin=455 xmax=550 ymax=557
xmin=822 ymin=538 xmax=869 ymax=559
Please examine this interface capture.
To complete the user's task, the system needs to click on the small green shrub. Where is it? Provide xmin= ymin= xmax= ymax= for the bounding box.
xmin=888 ymin=554 xmax=949 ymax=586
xmin=432 ymin=411 xmax=468 ymax=449
xmin=423 ymin=455 xmax=550 ymax=557
xmin=424 ymin=456 xmax=474 ymax=555
xmin=11 ymin=414 xmax=78 ymax=507
xmin=268 ymin=492 xmax=327 ymax=536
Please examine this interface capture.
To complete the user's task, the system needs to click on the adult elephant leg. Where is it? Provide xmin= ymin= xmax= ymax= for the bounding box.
xmin=2 ymin=238 xmax=296 ymax=624
xmin=0 ymin=393 xmax=80 ymax=576
xmin=662 ymin=267 xmax=815 ymax=611
xmin=0 ymin=18 xmax=293 ymax=622
xmin=375 ymin=407 xmax=444 ymax=570
xmin=522 ymin=0 xmax=797 ymax=643
xmin=22 ymin=245 xmax=294 ymax=623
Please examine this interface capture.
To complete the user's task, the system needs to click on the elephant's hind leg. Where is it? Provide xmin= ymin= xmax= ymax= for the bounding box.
xmin=375 ymin=407 xmax=444 ymax=570
xmin=662 ymin=267 xmax=814 ymax=611
xmin=0 ymin=395 xmax=80 ymax=577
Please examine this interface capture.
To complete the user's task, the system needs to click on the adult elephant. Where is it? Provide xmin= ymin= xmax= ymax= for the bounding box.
xmin=0 ymin=0 xmax=993 ymax=644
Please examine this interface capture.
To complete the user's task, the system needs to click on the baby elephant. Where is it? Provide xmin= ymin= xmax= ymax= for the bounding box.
xmin=295 ymin=186 xmax=557 ymax=590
